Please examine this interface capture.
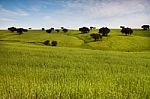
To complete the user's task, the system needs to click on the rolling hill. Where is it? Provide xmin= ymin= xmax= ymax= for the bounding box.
xmin=0 ymin=29 xmax=150 ymax=98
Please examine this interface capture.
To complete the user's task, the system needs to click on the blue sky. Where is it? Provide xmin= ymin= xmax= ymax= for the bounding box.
xmin=0 ymin=0 xmax=150 ymax=29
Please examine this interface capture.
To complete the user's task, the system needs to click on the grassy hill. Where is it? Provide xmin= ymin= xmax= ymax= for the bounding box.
xmin=0 ymin=29 xmax=150 ymax=98
xmin=0 ymin=29 xmax=150 ymax=51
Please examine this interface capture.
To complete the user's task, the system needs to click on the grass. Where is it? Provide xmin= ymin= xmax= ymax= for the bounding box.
xmin=0 ymin=30 xmax=84 ymax=47
xmin=0 ymin=29 xmax=149 ymax=51
xmin=0 ymin=29 xmax=150 ymax=98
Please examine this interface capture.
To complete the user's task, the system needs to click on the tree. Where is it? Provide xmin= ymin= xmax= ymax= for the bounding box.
xmin=50 ymin=28 xmax=54 ymax=31
xmin=63 ymin=29 xmax=68 ymax=33
xmin=55 ymin=29 xmax=60 ymax=33
xmin=79 ymin=27 xmax=90 ymax=33
xmin=141 ymin=25 xmax=149 ymax=30
xmin=90 ymin=26 xmax=94 ymax=30
xmin=8 ymin=27 xmax=28 ymax=34
xmin=99 ymin=27 xmax=110 ymax=36
xmin=16 ymin=28 xmax=28 ymax=35
xmin=16 ymin=29 xmax=21 ymax=35
xmin=61 ymin=27 xmax=64 ymax=29
xmin=121 ymin=28 xmax=133 ymax=36
xmin=43 ymin=40 xmax=50 ymax=45
xmin=28 ymin=28 xmax=32 ymax=29
xmin=8 ymin=27 xmax=16 ymax=32
xmin=90 ymin=33 xmax=102 ymax=41
xmin=23 ymin=29 xmax=28 ymax=32
xmin=51 ymin=41 xmax=57 ymax=46
xmin=90 ymin=27 xmax=96 ymax=30
xmin=42 ymin=28 xmax=45 ymax=30
xmin=120 ymin=26 xmax=125 ymax=29
xmin=46 ymin=29 xmax=52 ymax=33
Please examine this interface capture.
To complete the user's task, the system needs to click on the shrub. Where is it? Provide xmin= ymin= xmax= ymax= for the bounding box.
xmin=55 ymin=29 xmax=60 ymax=32
xmin=16 ymin=28 xmax=28 ymax=35
xmin=46 ymin=29 xmax=52 ymax=33
xmin=63 ymin=29 xmax=68 ymax=33
xmin=90 ymin=33 xmax=102 ymax=41
xmin=43 ymin=40 xmax=50 ymax=45
xmin=51 ymin=41 xmax=57 ymax=46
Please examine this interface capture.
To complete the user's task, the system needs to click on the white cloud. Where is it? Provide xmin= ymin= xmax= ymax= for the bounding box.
xmin=56 ymin=0 xmax=150 ymax=28
xmin=0 ymin=18 xmax=16 ymax=22
xmin=65 ymin=0 xmax=149 ymax=18
xmin=30 ymin=6 xmax=41 ymax=12
xmin=0 ymin=6 xmax=29 ymax=29
xmin=0 ymin=7 xmax=29 ymax=17
xmin=0 ymin=18 xmax=19 ymax=29
xmin=109 ymin=13 xmax=150 ymax=28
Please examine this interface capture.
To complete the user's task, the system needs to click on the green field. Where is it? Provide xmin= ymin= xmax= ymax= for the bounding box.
xmin=0 ymin=29 xmax=150 ymax=99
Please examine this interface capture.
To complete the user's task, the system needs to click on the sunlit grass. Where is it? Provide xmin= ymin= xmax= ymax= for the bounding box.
xmin=0 ymin=29 xmax=150 ymax=98
xmin=0 ymin=29 xmax=150 ymax=51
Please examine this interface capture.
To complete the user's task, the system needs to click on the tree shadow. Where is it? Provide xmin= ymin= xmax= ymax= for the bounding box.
xmin=0 ymin=40 xmax=20 ymax=42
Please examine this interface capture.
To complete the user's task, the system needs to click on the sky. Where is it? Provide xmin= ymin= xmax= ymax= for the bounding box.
xmin=0 ymin=0 xmax=150 ymax=29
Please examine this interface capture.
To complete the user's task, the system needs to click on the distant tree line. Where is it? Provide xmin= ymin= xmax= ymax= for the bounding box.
xmin=8 ymin=24 xmax=149 ymax=45
xmin=44 ymin=27 xmax=68 ymax=33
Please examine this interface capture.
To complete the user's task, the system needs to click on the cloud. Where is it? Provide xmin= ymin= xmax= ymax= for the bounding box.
xmin=0 ymin=18 xmax=16 ymax=22
xmin=30 ymin=6 xmax=41 ymax=12
xmin=0 ymin=5 xmax=29 ymax=29
xmin=53 ymin=0 xmax=149 ymax=28
xmin=64 ymin=0 xmax=150 ymax=18
xmin=0 ymin=7 xmax=29 ymax=17
xmin=0 ymin=18 xmax=18 ymax=29
xmin=109 ymin=13 xmax=150 ymax=28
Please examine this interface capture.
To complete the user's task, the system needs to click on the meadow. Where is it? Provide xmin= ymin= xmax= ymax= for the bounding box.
xmin=0 ymin=29 xmax=150 ymax=99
